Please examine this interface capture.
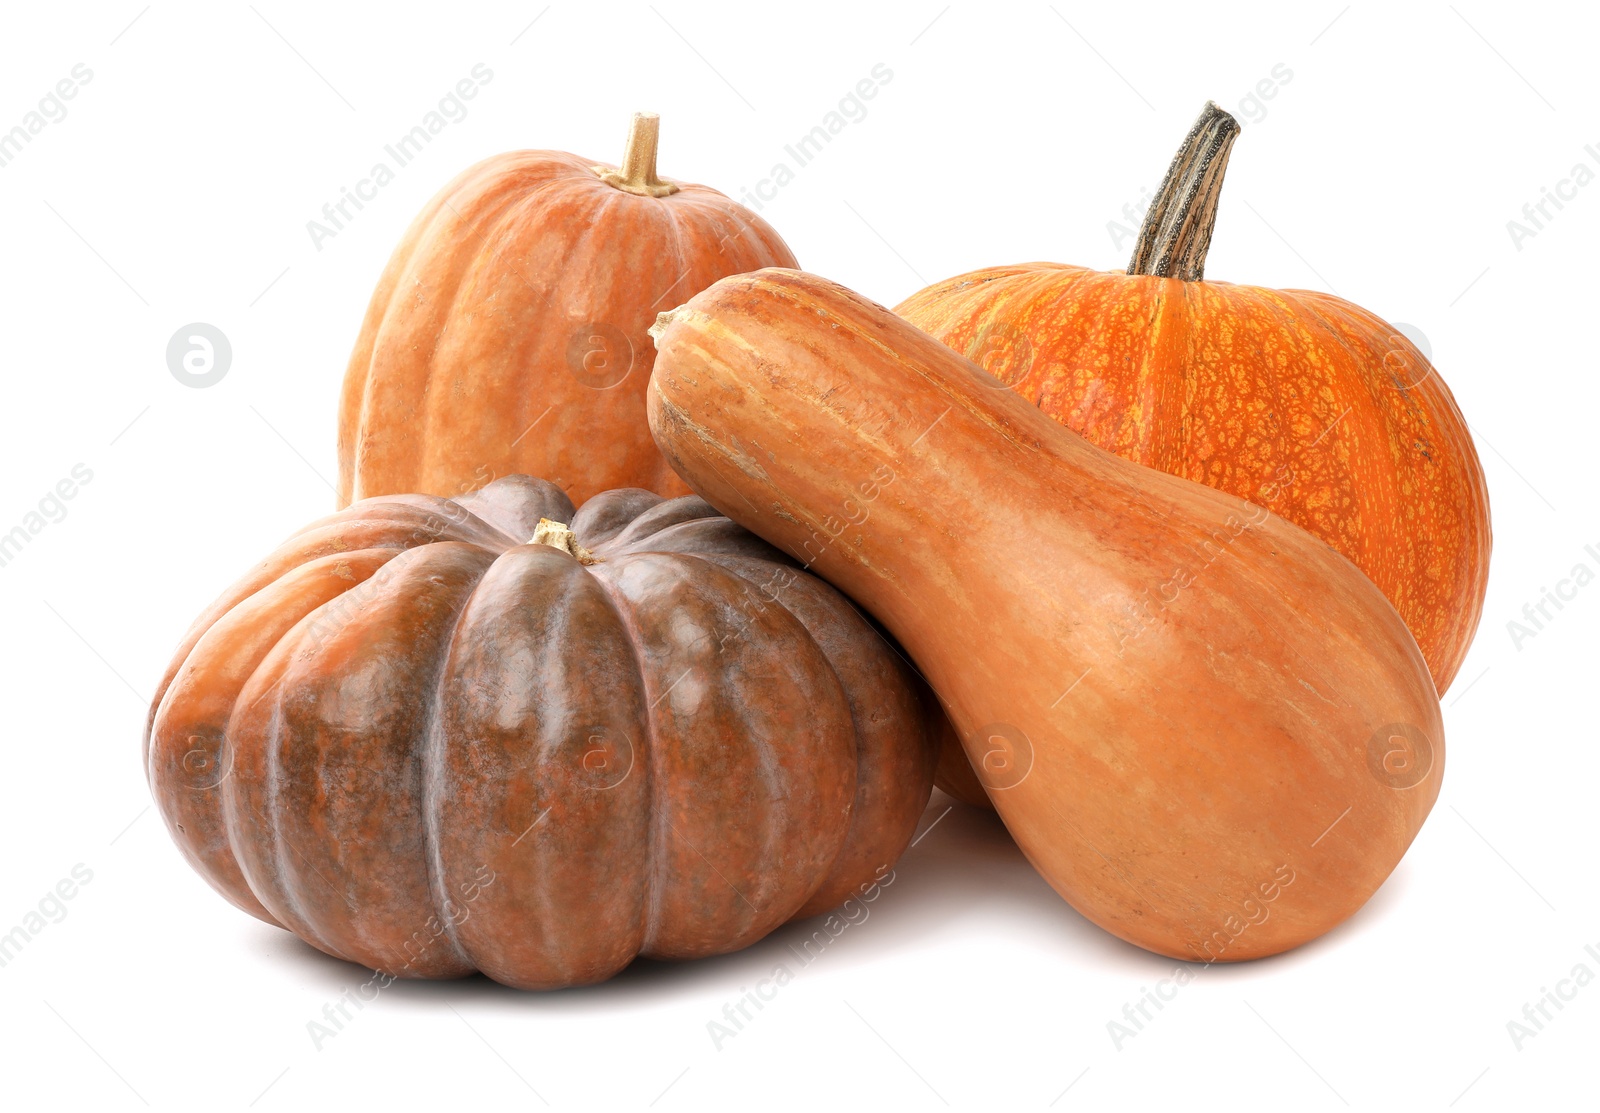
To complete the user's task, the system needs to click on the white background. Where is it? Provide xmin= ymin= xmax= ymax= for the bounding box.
xmin=1 ymin=2 xmax=1595 ymax=1109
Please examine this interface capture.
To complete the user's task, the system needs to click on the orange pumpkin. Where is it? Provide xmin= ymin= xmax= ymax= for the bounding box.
xmin=897 ymin=103 xmax=1489 ymax=703
xmin=338 ymin=112 xmax=796 ymax=510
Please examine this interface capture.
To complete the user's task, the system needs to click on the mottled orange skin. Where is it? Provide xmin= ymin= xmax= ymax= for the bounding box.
xmin=897 ymin=265 xmax=1490 ymax=700
xmin=144 ymin=476 xmax=936 ymax=989
xmin=338 ymin=149 xmax=797 ymax=510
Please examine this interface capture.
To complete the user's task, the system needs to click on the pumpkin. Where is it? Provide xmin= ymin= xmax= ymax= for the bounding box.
xmin=896 ymin=102 xmax=1489 ymax=702
xmin=648 ymin=268 xmax=1445 ymax=961
xmin=143 ymin=475 xmax=937 ymax=989
xmin=337 ymin=112 xmax=797 ymax=510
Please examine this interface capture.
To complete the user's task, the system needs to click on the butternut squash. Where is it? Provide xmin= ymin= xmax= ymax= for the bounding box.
xmin=647 ymin=269 xmax=1444 ymax=960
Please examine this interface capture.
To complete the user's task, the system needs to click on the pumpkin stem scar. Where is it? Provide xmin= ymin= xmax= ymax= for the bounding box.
xmin=530 ymin=518 xmax=602 ymax=564
xmin=1128 ymin=101 xmax=1241 ymax=282
xmin=649 ymin=306 xmax=685 ymax=344
xmin=593 ymin=112 xmax=681 ymax=198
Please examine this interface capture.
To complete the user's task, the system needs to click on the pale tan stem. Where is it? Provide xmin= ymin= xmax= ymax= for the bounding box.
xmin=593 ymin=112 xmax=680 ymax=198
xmin=530 ymin=518 xmax=601 ymax=564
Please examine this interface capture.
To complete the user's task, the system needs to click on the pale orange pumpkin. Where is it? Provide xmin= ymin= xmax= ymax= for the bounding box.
xmin=338 ymin=112 xmax=797 ymax=509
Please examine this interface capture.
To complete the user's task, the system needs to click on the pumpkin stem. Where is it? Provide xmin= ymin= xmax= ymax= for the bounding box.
xmin=648 ymin=307 xmax=684 ymax=344
xmin=530 ymin=518 xmax=602 ymax=564
xmin=1127 ymin=101 xmax=1241 ymax=281
xmin=594 ymin=112 xmax=680 ymax=198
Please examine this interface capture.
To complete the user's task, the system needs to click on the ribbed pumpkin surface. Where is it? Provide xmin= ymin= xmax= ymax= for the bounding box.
xmin=338 ymin=141 xmax=796 ymax=508
xmin=145 ymin=476 xmax=934 ymax=989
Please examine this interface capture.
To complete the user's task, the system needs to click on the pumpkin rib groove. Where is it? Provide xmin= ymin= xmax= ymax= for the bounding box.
xmin=620 ymin=554 xmax=773 ymax=955
xmin=242 ymin=576 xmax=365 ymax=962
xmin=585 ymin=548 xmax=857 ymax=954
xmin=345 ymin=543 xmax=493 ymax=975
xmin=219 ymin=572 xmax=380 ymax=946
xmin=1269 ymin=287 xmax=1425 ymax=643
xmin=655 ymin=547 xmax=858 ymax=907
xmin=1128 ymin=276 xmax=1187 ymax=471
xmin=155 ymin=547 xmax=410 ymax=927
xmin=345 ymin=544 xmax=485 ymax=976
xmin=412 ymin=223 xmax=525 ymax=492
xmin=653 ymin=189 xmax=690 ymax=317
xmin=430 ymin=547 xmax=653 ymax=988
xmin=143 ymin=528 xmax=408 ymax=751
xmin=246 ymin=543 xmax=493 ymax=975
xmin=578 ymin=559 xmax=668 ymax=952
xmin=1176 ymin=275 xmax=1200 ymax=472
xmin=605 ymin=500 xmax=730 ymax=552
xmin=353 ymin=166 xmax=549 ymax=499
xmin=1244 ymin=284 xmax=1338 ymax=501
xmin=1026 ymin=269 xmax=1103 ymax=404
xmin=246 ymin=651 xmax=350 ymax=964
xmin=417 ymin=549 xmax=501 ymax=975
xmin=1302 ymin=291 xmax=1487 ymax=689
xmin=362 ymin=211 xmax=483 ymax=498
xmin=1274 ymin=289 xmax=1398 ymax=490
xmin=691 ymin=552 xmax=936 ymax=918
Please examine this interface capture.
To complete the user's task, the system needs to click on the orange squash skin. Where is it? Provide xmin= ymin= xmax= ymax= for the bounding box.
xmin=649 ymin=269 xmax=1445 ymax=961
xmin=896 ymin=264 xmax=1490 ymax=695
xmin=338 ymin=149 xmax=797 ymax=510
xmin=143 ymin=475 xmax=935 ymax=989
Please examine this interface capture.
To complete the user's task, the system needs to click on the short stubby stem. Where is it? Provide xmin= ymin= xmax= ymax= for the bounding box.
xmin=594 ymin=112 xmax=680 ymax=198
xmin=530 ymin=518 xmax=601 ymax=564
